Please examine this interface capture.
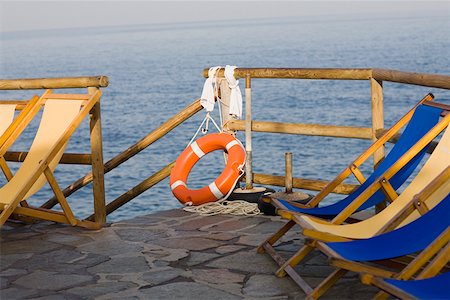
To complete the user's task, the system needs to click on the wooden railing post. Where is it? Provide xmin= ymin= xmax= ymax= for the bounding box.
xmin=245 ymin=74 xmax=253 ymax=189
xmin=88 ymin=87 xmax=106 ymax=224
xmin=370 ymin=78 xmax=386 ymax=212
xmin=219 ymin=78 xmax=235 ymax=134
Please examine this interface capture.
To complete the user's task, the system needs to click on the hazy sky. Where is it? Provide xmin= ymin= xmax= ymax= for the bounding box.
xmin=1 ymin=1 xmax=448 ymax=33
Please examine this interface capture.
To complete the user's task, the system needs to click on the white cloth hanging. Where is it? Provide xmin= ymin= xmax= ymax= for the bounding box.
xmin=224 ymin=65 xmax=243 ymax=119
xmin=200 ymin=66 xmax=221 ymax=112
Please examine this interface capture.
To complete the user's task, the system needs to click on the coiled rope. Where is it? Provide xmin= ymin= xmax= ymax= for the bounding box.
xmin=183 ymin=200 xmax=260 ymax=216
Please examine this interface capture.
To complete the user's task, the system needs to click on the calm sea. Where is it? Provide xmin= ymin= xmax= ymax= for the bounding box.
xmin=1 ymin=15 xmax=449 ymax=221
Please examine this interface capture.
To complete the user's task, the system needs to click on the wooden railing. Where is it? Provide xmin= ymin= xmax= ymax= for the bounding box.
xmin=2 ymin=69 xmax=449 ymax=224
xmin=203 ymin=68 xmax=450 ymax=89
xmin=203 ymin=68 xmax=450 ymax=210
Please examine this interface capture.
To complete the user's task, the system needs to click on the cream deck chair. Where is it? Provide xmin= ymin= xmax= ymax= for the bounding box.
xmin=0 ymin=94 xmax=46 ymax=180
xmin=0 ymin=90 xmax=102 ymax=229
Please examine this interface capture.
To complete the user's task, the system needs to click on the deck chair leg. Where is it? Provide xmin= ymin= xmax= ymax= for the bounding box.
xmin=307 ymin=268 xmax=348 ymax=300
xmin=257 ymin=220 xmax=296 ymax=253
xmin=276 ymin=244 xmax=314 ymax=277
xmin=373 ymin=291 xmax=390 ymax=300
xmin=44 ymin=167 xmax=77 ymax=226
xmin=0 ymin=155 xmax=14 ymax=180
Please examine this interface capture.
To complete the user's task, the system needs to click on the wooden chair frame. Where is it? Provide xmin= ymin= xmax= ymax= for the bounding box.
xmin=0 ymin=89 xmax=105 ymax=229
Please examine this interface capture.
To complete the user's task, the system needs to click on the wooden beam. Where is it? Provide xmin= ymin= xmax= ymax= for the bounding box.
xmin=4 ymin=151 xmax=92 ymax=165
xmin=203 ymin=68 xmax=373 ymax=80
xmin=0 ymin=76 xmax=109 ymax=90
xmin=372 ymin=69 xmax=450 ymax=90
xmin=249 ymin=173 xmax=358 ymax=194
xmin=202 ymin=68 xmax=450 ymax=90
xmin=227 ymin=120 xmax=373 ymax=139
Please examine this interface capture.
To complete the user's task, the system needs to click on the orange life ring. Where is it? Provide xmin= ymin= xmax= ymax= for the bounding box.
xmin=170 ymin=133 xmax=245 ymax=206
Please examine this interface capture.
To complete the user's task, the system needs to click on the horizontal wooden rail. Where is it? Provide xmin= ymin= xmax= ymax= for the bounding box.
xmin=250 ymin=173 xmax=358 ymax=195
xmin=372 ymin=69 xmax=450 ymax=90
xmin=204 ymin=68 xmax=372 ymax=80
xmin=42 ymin=98 xmax=203 ymax=209
xmin=4 ymin=151 xmax=92 ymax=165
xmin=0 ymin=76 xmax=109 ymax=90
xmin=86 ymin=161 xmax=175 ymax=220
xmin=227 ymin=120 xmax=373 ymax=139
xmin=203 ymin=68 xmax=450 ymax=90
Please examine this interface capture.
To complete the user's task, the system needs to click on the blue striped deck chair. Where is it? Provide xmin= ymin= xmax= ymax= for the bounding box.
xmin=363 ymin=271 xmax=450 ymax=300
xmin=273 ymin=95 xmax=443 ymax=220
xmin=309 ymin=194 xmax=450 ymax=298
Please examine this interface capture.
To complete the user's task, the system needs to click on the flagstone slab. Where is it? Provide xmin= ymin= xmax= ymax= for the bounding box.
xmin=206 ymin=251 xmax=279 ymax=274
xmin=0 ymin=268 xmax=27 ymax=277
xmin=153 ymin=237 xmax=224 ymax=251
xmin=191 ymin=268 xmax=245 ymax=284
xmin=237 ymin=234 xmax=270 ymax=246
xmin=139 ymin=282 xmax=242 ymax=300
xmin=215 ymin=245 xmax=247 ymax=254
xmin=114 ymin=228 xmax=169 ymax=242
xmin=13 ymin=248 xmax=85 ymax=272
xmin=174 ymin=215 xmax=230 ymax=231
xmin=142 ymin=267 xmax=185 ymax=285
xmin=0 ymin=276 xmax=9 ymax=289
xmin=153 ymin=209 xmax=192 ymax=218
xmin=66 ymin=281 xmax=136 ymax=298
xmin=241 ymin=221 xmax=296 ymax=235
xmin=184 ymin=251 xmax=221 ymax=266
xmin=0 ymin=253 xmax=33 ymax=270
xmin=0 ymin=239 xmax=61 ymax=255
xmin=87 ymin=256 xmax=150 ymax=274
xmin=14 ymin=270 xmax=94 ymax=290
xmin=78 ymin=239 xmax=143 ymax=257
xmin=0 ymin=286 xmax=39 ymax=299
xmin=207 ymin=217 xmax=266 ymax=232
xmin=42 ymin=233 xmax=94 ymax=246
xmin=143 ymin=246 xmax=189 ymax=262
xmin=243 ymin=274 xmax=300 ymax=297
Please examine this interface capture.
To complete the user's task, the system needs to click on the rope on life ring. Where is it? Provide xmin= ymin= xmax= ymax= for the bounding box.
xmin=170 ymin=133 xmax=245 ymax=206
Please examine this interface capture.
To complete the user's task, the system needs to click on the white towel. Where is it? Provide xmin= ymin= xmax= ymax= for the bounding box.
xmin=200 ymin=66 xmax=221 ymax=112
xmin=224 ymin=65 xmax=243 ymax=119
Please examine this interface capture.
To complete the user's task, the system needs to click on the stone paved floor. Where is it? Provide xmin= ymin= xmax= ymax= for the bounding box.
xmin=1 ymin=209 xmax=378 ymax=299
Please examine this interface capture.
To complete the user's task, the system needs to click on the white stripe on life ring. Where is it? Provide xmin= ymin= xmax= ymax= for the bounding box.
xmin=225 ymin=140 xmax=240 ymax=151
xmin=208 ymin=182 xmax=224 ymax=199
xmin=191 ymin=141 xmax=205 ymax=158
xmin=171 ymin=180 xmax=186 ymax=191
